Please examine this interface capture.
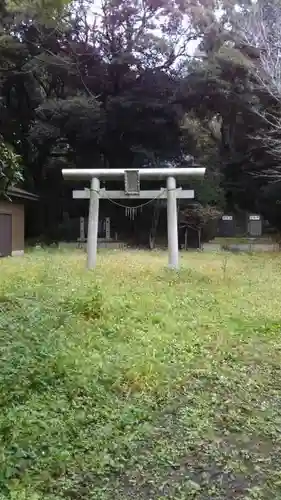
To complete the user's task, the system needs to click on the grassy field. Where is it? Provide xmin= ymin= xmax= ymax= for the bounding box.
xmin=1 ymin=249 xmax=281 ymax=500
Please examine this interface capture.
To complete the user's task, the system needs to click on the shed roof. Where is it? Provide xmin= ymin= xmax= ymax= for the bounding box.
xmin=7 ymin=186 xmax=38 ymax=201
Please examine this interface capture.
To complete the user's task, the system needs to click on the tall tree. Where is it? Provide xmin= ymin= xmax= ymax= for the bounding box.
xmin=178 ymin=0 xmax=281 ymax=229
xmin=0 ymin=0 xmax=231 ymax=238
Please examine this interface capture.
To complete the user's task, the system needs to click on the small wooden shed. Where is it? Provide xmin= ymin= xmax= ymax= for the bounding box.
xmin=0 ymin=187 xmax=38 ymax=258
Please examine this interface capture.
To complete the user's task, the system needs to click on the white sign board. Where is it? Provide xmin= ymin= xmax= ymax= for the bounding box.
xmin=249 ymin=215 xmax=260 ymax=221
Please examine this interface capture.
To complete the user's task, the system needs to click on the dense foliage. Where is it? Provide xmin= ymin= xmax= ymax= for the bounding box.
xmin=0 ymin=139 xmax=21 ymax=193
xmin=1 ymin=0 xmax=281 ymax=236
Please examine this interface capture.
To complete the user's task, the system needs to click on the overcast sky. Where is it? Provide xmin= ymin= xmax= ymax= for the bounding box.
xmin=87 ymin=0 xmax=200 ymax=57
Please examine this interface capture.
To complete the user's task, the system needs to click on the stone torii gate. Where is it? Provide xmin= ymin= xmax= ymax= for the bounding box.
xmin=62 ymin=167 xmax=206 ymax=270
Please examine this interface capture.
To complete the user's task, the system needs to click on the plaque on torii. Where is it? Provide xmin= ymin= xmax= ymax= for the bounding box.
xmin=62 ymin=166 xmax=206 ymax=270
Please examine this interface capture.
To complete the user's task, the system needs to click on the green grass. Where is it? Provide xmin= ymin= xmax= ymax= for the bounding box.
xmin=1 ymin=249 xmax=281 ymax=500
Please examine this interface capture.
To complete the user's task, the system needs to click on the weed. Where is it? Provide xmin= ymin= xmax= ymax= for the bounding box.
xmin=0 ymin=250 xmax=281 ymax=499
xmin=62 ymin=284 xmax=104 ymax=320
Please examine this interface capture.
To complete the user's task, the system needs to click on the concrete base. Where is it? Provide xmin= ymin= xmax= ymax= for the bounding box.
xmin=97 ymin=239 xmax=127 ymax=249
xmin=78 ymin=238 xmax=127 ymax=249
xmin=12 ymin=249 xmax=24 ymax=256
xmin=59 ymin=240 xmax=127 ymax=250
xmin=203 ymin=242 xmax=280 ymax=252
xmin=202 ymin=243 xmax=221 ymax=252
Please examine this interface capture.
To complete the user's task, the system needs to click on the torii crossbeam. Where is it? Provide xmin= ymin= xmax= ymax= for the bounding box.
xmin=62 ymin=167 xmax=206 ymax=270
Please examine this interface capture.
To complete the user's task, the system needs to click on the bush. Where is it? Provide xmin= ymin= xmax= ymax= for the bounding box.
xmin=0 ymin=140 xmax=22 ymax=194
xmin=62 ymin=285 xmax=104 ymax=320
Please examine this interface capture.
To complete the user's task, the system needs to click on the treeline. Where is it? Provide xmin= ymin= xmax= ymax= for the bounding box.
xmin=1 ymin=0 xmax=281 ymax=240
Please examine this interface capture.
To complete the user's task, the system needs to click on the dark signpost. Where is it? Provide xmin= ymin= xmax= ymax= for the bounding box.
xmin=219 ymin=214 xmax=235 ymax=237
xmin=248 ymin=214 xmax=262 ymax=237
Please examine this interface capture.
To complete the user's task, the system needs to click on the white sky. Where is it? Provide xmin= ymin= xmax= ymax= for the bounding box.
xmin=87 ymin=0 xmax=200 ymax=57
